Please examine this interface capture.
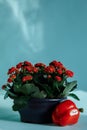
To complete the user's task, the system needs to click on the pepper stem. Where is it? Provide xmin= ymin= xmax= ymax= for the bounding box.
xmin=79 ymin=108 xmax=84 ymax=112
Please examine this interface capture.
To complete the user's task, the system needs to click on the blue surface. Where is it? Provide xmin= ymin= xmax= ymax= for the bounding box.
xmin=0 ymin=116 xmax=87 ymax=130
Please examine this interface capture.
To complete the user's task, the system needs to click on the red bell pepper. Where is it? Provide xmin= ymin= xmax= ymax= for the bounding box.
xmin=52 ymin=99 xmax=83 ymax=126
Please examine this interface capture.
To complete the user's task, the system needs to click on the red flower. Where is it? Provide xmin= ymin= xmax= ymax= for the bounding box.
xmin=7 ymin=74 xmax=16 ymax=83
xmin=33 ymin=67 xmax=39 ymax=73
xmin=57 ymin=69 xmax=63 ymax=75
xmin=16 ymin=62 xmax=23 ymax=69
xmin=22 ymin=75 xmax=33 ymax=82
xmin=45 ymin=66 xmax=55 ymax=73
xmin=7 ymin=78 xmax=13 ymax=83
xmin=2 ymin=85 xmax=7 ymax=90
xmin=55 ymin=76 xmax=62 ymax=81
xmin=23 ymin=66 xmax=33 ymax=73
xmin=62 ymin=66 xmax=66 ymax=72
xmin=65 ymin=70 xmax=74 ymax=77
xmin=8 ymin=67 xmax=17 ymax=74
xmin=10 ymin=74 xmax=16 ymax=79
xmin=34 ymin=63 xmax=46 ymax=68
xmin=24 ymin=61 xmax=33 ymax=66
xmin=49 ymin=60 xmax=63 ymax=68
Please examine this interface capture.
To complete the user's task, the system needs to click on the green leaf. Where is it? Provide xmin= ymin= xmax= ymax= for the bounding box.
xmin=22 ymin=84 xmax=40 ymax=95
xmin=70 ymin=84 xmax=77 ymax=92
xmin=13 ymin=96 xmax=28 ymax=111
xmin=31 ymin=90 xmax=47 ymax=98
xmin=13 ymin=84 xmax=22 ymax=93
xmin=4 ymin=90 xmax=17 ymax=99
xmin=68 ymin=93 xmax=80 ymax=101
xmin=53 ymin=81 xmax=60 ymax=92
xmin=41 ymin=84 xmax=54 ymax=98
xmin=62 ymin=80 xmax=77 ymax=96
xmin=14 ymin=83 xmax=39 ymax=95
xmin=4 ymin=91 xmax=9 ymax=99
xmin=12 ymin=104 xmax=23 ymax=111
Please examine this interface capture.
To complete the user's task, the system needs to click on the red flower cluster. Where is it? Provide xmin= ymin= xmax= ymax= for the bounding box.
xmin=6 ymin=60 xmax=74 ymax=84
xmin=7 ymin=61 xmax=36 ymax=83
xmin=44 ymin=60 xmax=74 ymax=82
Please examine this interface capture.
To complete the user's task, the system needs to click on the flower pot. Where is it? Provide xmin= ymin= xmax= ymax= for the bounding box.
xmin=18 ymin=98 xmax=66 ymax=124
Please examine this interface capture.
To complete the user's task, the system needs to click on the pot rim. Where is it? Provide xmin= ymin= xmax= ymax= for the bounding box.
xmin=29 ymin=97 xmax=67 ymax=102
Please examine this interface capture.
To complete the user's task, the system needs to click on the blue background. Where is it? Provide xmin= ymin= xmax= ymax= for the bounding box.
xmin=0 ymin=0 xmax=87 ymax=91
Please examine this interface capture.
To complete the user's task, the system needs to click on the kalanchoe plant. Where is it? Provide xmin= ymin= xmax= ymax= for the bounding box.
xmin=2 ymin=60 xmax=79 ymax=111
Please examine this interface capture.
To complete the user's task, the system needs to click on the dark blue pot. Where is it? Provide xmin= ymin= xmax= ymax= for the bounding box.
xmin=19 ymin=98 xmax=66 ymax=124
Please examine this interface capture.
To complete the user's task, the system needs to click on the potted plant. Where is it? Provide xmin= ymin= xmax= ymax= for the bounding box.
xmin=2 ymin=60 xmax=79 ymax=124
